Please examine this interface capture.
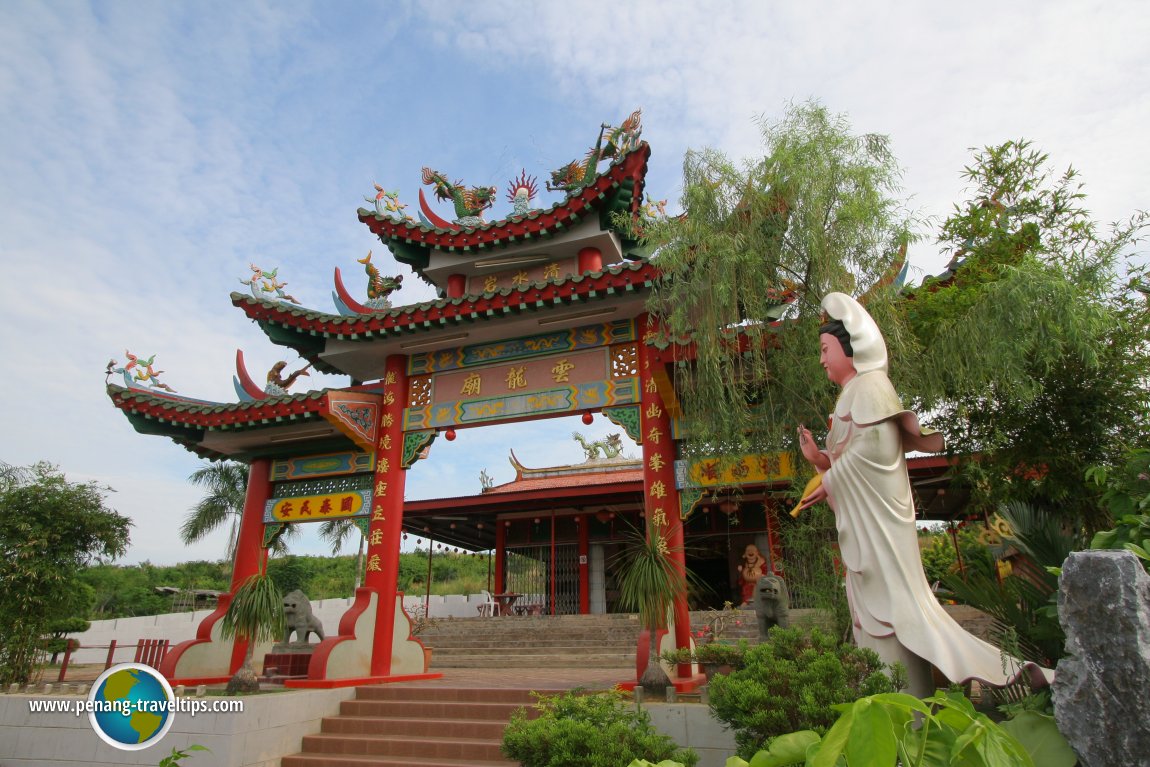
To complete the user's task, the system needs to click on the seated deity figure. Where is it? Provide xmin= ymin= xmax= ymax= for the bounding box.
xmin=796 ymin=292 xmax=1051 ymax=696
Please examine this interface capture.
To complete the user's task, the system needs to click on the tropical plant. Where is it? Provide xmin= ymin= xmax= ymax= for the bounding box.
xmin=707 ymin=626 xmax=900 ymax=759
xmin=0 ymin=462 xmax=131 ymax=686
xmin=941 ymin=501 xmax=1084 ymax=666
xmin=1089 ymin=513 xmax=1150 ymax=570
xmin=181 ymin=460 xmax=296 ymax=557
xmin=726 ymin=690 xmax=1074 ymax=767
xmin=613 ymin=526 xmax=691 ymax=695
xmin=218 ymin=569 xmax=285 ymax=694
xmin=501 ymin=689 xmax=698 ymax=767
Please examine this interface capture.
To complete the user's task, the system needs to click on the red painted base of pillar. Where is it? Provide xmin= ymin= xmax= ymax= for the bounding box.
xmin=616 ymin=674 xmax=708 ymax=694
xmin=166 ymin=676 xmax=232 ymax=687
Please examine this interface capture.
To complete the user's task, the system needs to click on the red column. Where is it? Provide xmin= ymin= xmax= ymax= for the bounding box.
xmin=365 ymin=354 xmax=409 ymax=677
xmin=447 ymin=273 xmax=467 ymax=298
xmin=230 ymin=459 xmax=272 ymax=590
xmin=577 ymin=246 xmax=603 ymax=274
xmin=577 ymin=515 xmax=590 ymax=615
xmin=229 ymin=458 xmax=272 ymax=671
xmin=637 ymin=316 xmax=691 ymax=674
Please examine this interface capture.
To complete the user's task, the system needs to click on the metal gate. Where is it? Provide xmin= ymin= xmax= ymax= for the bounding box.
xmin=505 ymin=544 xmax=580 ymax=615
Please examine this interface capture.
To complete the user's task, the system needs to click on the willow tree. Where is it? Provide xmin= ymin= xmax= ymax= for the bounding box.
xmin=643 ymin=101 xmax=915 ymax=460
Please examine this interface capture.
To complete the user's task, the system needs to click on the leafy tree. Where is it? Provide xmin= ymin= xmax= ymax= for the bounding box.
xmin=904 ymin=140 xmax=1149 ymax=527
xmin=180 ymin=460 xmax=296 ymax=557
xmin=643 ymin=100 xmax=914 ymax=460
xmin=0 ymin=462 xmax=131 ymax=685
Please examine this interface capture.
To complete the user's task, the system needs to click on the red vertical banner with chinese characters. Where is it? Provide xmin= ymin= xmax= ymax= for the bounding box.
xmin=638 ymin=315 xmax=691 ymax=672
xmin=365 ymin=355 xmax=408 ymax=676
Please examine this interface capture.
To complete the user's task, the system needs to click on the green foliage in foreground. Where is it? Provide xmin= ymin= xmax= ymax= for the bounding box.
xmin=157 ymin=744 xmax=210 ymax=766
xmin=723 ymin=690 xmax=1075 ymax=767
xmin=708 ymin=627 xmax=901 ymax=759
xmin=501 ymin=689 xmax=698 ymax=767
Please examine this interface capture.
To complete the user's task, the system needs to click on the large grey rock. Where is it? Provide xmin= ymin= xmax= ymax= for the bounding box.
xmin=1054 ymin=550 xmax=1150 ymax=767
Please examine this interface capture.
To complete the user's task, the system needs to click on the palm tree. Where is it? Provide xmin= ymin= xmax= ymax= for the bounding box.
xmin=181 ymin=461 xmax=295 ymax=558
xmin=319 ymin=518 xmax=366 ymax=591
xmin=218 ymin=569 xmax=285 ymax=694
xmin=614 ymin=526 xmax=691 ymax=696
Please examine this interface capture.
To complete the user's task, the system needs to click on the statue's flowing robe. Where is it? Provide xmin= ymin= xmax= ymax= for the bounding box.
xmin=822 ymin=370 xmax=1051 ymax=687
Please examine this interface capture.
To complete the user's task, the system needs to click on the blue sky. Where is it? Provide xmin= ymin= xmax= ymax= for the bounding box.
xmin=1 ymin=1 xmax=1146 ymax=565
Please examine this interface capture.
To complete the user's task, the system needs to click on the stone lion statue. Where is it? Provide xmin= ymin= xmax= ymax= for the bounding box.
xmin=753 ymin=575 xmax=790 ymax=638
xmin=282 ymin=590 xmax=325 ymax=643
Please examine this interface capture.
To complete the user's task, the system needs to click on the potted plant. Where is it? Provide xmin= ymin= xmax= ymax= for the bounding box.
xmin=615 ymin=527 xmax=690 ymax=697
xmin=692 ymin=641 xmax=746 ymax=679
xmin=219 ymin=569 xmax=285 ymax=694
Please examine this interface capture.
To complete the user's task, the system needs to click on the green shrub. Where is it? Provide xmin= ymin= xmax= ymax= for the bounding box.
xmin=729 ymin=690 xmax=1075 ymax=767
xmin=501 ymin=689 xmax=698 ymax=767
xmin=707 ymin=626 xmax=899 ymax=759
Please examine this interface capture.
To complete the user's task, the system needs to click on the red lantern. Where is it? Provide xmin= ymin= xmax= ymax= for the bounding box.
xmin=582 ymin=412 xmax=594 ymax=425
xmin=445 ymin=427 xmax=457 ymax=441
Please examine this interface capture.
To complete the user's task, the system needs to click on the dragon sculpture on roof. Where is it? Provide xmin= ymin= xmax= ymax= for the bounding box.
xmin=358 ymin=250 xmax=403 ymax=309
xmin=547 ymin=109 xmax=643 ymax=193
xmin=421 ymin=167 xmax=497 ymax=227
xmin=572 ymin=431 xmax=625 ymax=461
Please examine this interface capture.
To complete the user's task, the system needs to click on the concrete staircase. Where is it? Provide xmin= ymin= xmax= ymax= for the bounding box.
xmin=280 ymin=685 xmax=550 ymax=767
xmin=418 ymin=613 xmax=641 ymax=668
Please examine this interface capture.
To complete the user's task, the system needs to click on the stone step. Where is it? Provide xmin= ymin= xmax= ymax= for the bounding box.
xmin=339 ymin=698 xmax=526 ymax=720
xmin=300 ymin=732 xmax=508 ymax=762
xmin=352 ymin=686 xmax=555 ymax=703
xmin=319 ymin=715 xmax=510 ymax=739
xmin=281 ymin=686 xmax=533 ymax=767
xmin=282 ymin=755 xmax=515 ymax=767
xmin=425 ymin=643 xmax=630 ymax=653
xmin=429 ymin=653 xmax=633 ymax=668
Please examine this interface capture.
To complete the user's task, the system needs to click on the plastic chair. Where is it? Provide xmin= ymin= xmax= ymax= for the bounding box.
xmin=477 ymin=590 xmax=498 ymax=617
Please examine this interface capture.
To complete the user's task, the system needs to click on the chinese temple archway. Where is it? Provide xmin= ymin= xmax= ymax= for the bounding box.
xmin=108 ymin=112 xmax=963 ymax=690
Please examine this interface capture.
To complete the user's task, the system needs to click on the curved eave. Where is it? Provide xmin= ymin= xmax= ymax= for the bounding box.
xmin=107 ymin=384 xmax=344 ymax=461
xmin=358 ymin=143 xmax=650 ymax=269
xmin=231 ymin=259 xmax=659 ymax=355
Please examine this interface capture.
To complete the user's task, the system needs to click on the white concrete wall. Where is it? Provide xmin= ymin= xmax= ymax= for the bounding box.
xmin=68 ymin=593 xmax=497 ymax=664
xmin=644 ymin=701 xmax=738 ymax=767
xmin=0 ymin=687 xmax=354 ymax=767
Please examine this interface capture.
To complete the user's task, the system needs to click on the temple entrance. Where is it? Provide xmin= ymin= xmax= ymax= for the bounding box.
xmin=505 ymin=544 xmax=580 ymax=615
